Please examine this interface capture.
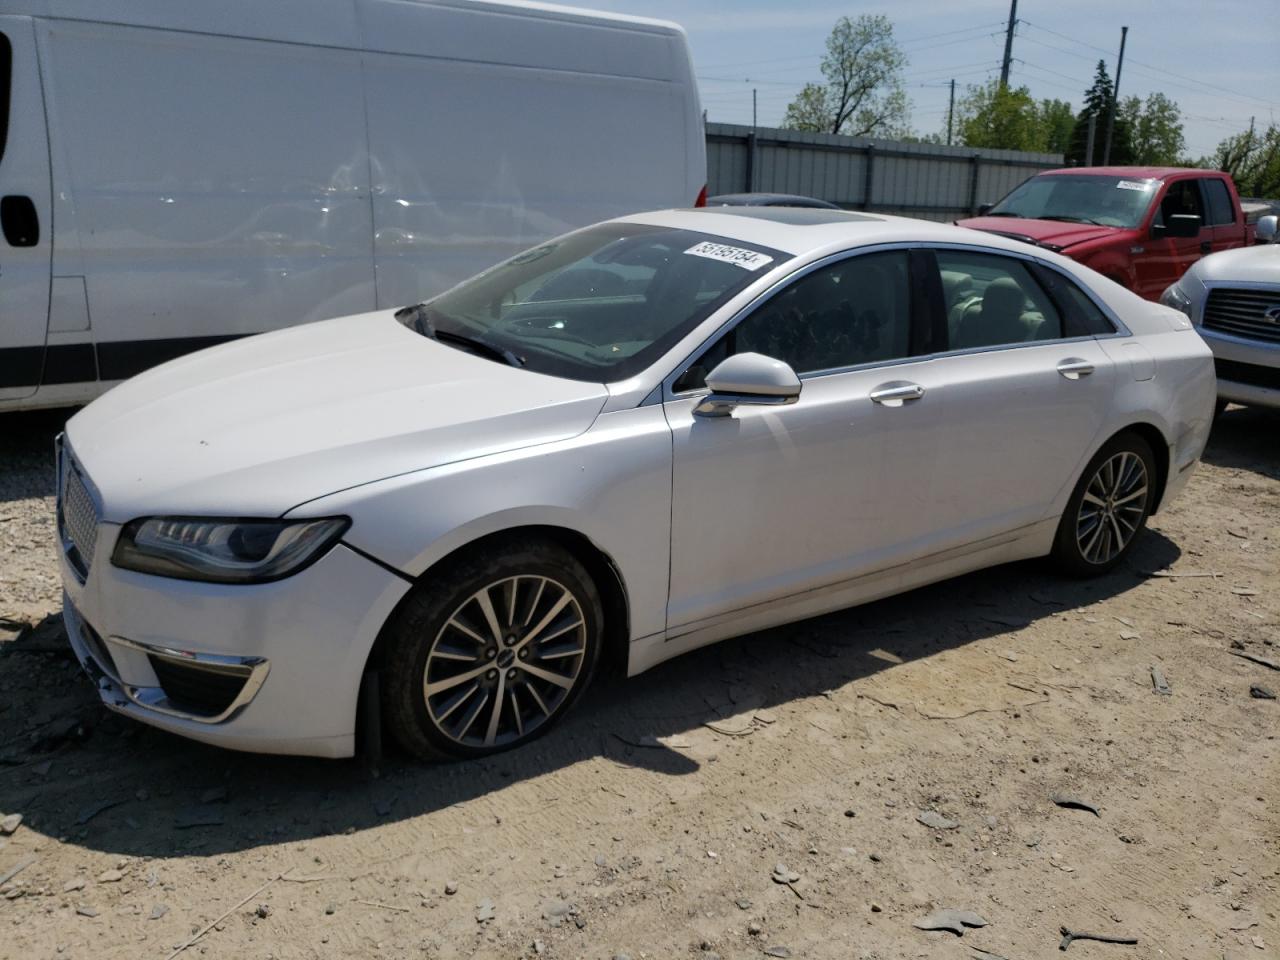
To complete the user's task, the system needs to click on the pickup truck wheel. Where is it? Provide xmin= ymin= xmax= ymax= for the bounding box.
xmin=380 ymin=538 xmax=603 ymax=761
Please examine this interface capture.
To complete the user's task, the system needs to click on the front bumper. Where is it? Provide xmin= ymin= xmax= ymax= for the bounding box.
xmin=61 ymin=527 xmax=411 ymax=759
xmin=1198 ymin=327 xmax=1280 ymax=410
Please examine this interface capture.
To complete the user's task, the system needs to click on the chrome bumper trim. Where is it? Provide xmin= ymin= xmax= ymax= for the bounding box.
xmin=65 ymin=602 xmax=270 ymax=725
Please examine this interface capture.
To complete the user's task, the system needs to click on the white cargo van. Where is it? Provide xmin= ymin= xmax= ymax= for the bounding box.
xmin=0 ymin=0 xmax=705 ymax=411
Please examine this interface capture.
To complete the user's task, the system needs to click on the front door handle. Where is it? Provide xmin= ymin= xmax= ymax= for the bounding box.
xmin=869 ymin=381 xmax=925 ymax=406
xmin=1057 ymin=358 xmax=1095 ymax=380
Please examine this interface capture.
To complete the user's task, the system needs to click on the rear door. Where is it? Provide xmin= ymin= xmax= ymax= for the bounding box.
xmin=0 ymin=18 xmax=52 ymax=400
xmin=913 ymin=247 xmax=1119 ymax=550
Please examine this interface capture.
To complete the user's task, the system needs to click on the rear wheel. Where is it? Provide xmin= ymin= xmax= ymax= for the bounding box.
xmin=1051 ymin=432 xmax=1156 ymax=577
xmin=380 ymin=538 xmax=603 ymax=761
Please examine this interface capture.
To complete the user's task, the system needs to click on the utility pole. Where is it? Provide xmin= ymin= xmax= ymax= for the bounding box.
xmin=999 ymin=0 xmax=1018 ymax=88
xmin=752 ymin=87 xmax=757 ymax=131
xmin=1102 ymin=25 xmax=1128 ymax=165
xmin=1085 ymin=113 xmax=1097 ymax=166
xmin=947 ymin=78 xmax=956 ymax=145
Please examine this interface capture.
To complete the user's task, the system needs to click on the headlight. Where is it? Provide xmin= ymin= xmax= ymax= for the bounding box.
xmin=112 ymin=517 xmax=349 ymax=583
xmin=1159 ymin=283 xmax=1194 ymax=318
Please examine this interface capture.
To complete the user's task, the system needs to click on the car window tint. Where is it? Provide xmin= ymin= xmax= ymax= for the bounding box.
xmin=1154 ymin=179 xmax=1205 ymax=229
xmin=1201 ymin=178 xmax=1235 ymax=226
xmin=935 ymin=250 xmax=1062 ymax=349
xmin=673 ymin=251 xmax=912 ymax=391
xmin=1029 ymin=263 xmax=1116 ymax=337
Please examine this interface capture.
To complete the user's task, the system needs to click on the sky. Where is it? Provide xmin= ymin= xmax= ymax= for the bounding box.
xmin=577 ymin=0 xmax=1280 ymax=159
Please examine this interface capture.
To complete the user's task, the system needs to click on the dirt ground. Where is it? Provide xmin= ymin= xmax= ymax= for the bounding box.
xmin=1 ymin=406 xmax=1277 ymax=960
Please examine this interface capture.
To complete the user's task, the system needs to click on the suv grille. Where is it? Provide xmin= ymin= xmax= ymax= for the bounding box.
xmin=1203 ymin=287 xmax=1280 ymax=344
xmin=60 ymin=465 xmax=100 ymax=578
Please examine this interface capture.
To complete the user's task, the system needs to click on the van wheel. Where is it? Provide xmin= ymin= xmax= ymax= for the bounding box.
xmin=380 ymin=538 xmax=603 ymax=761
xmin=1051 ymin=432 xmax=1156 ymax=577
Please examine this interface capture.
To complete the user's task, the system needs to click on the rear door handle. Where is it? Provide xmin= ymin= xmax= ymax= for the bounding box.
xmin=1056 ymin=358 xmax=1095 ymax=380
xmin=869 ymin=381 xmax=925 ymax=406
xmin=1199 ymin=240 xmax=1212 ymax=255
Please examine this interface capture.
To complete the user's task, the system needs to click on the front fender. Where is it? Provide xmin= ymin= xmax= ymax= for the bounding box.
xmin=289 ymin=405 xmax=675 ymax=644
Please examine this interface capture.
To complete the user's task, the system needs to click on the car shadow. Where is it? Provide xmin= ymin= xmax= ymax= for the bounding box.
xmin=1202 ymin=404 xmax=1280 ymax=480
xmin=0 ymin=527 xmax=1181 ymax=859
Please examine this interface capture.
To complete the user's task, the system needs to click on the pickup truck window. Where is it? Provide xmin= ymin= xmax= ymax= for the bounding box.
xmin=985 ymin=174 xmax=1158 ymax=229
xmin=1154 ymin=180 xmax=1206 ymax=230
xmin=1201 ymin=178 xmax=1236 ymax=226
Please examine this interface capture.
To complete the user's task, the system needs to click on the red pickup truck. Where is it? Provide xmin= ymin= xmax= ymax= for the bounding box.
xmin=956 ymin=166 xmax=1249 ymax=301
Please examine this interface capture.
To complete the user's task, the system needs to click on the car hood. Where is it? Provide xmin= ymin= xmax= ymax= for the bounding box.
xmin=1186 ymin=243 xmax=1280 ymax=284
xmin=66 ymin=310 xmax=609 ymax=521
xmin=957 ymin=216 xmax=1124 ymax=250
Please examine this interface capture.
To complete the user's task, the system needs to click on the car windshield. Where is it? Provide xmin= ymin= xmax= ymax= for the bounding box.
xmin=986 ymin=174 xmax=1159 ymax=229
xmin=405 ymin=224 xmax=788 ymax=382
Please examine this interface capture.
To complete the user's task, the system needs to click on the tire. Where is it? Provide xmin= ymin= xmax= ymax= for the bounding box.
xmin=1051 ymin=431 xmax=1157 ymax=577
xmin=380 ymin=537 xmax=604 ymax=761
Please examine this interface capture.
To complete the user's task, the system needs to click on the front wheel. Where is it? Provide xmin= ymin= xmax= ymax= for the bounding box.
xmin=1051 ymin=432 xmax=1157 ymax=577
xmin=380 ymin=538 xmax=603 ymax=761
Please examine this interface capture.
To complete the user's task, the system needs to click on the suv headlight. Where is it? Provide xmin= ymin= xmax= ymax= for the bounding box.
xmin=1159 ymin=283 xmax=1194 ymax=318
xmin=112 ymin=517 xmax=349 ymax=583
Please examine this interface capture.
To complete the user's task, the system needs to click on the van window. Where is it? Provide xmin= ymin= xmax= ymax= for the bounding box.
xmin=0 ymin=33 xmax=11 ymax=166
xmin=1201 ymin=178 xmax=1236 ymax=226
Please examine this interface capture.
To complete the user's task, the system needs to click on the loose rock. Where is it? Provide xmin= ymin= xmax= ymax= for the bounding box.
xmin=912 ymin=908 xmax=989 ymax=935
xmin=1250 ymin=685 xmax=1276 ymax=700
xmin=0 ymin=813 xmax=22 ymax=835
xmin=916 ymin=810 xmax=959 ymax=830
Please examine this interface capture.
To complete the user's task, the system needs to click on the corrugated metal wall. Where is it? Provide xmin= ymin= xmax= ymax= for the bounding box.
xmin=706 ymin=123 xmax=1063 ymax=221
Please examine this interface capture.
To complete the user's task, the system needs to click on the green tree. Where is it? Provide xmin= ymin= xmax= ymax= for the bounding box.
xmin=1066 ymin=60 xmax=1132 ymax=165
xmin=956 ymin=82 xmax=1043 ymax=151
xmin=782 ymin=15 xmax=910 ymax=137
xmin=1039 ymin=99 xmax=1075 ymax=155
xmin=1207 ymin=121 xmax=1280 ymax=197
xmin=1120 ymin=92 xmax=1185 ymax=165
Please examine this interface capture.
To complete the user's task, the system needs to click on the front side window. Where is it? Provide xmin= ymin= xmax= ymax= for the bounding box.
xmin=986 ymin=174 xmax=1157 ymax=229
xmin=935 ymin=250 xmax=1062 ymax=349
xmin=675 ymin=251 xmax=912 ymax=389
xmin=411 ymin=224 xmax=788 ymax=382
xmin=1153 ymin=180 xmax=1205 ymax=230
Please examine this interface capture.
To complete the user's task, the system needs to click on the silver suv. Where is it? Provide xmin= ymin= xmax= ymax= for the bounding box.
xmin=1161 ymin=214 xmax=1280 ymax=410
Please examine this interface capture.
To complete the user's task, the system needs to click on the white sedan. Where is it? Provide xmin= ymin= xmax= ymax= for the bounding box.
xmin=57 ymin=208 xmax=1216 ymax=760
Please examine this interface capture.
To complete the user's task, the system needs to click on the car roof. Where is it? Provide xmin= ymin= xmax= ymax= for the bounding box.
xmin=612 ymin=207 xmax=1060 ymax=258
xmin=1038 ymin=166 xmax=1225 ymax=180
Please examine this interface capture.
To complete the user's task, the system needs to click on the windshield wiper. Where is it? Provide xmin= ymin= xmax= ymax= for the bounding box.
xmin=395 ymin=303 xmax=525 ymax=368
xmin=1041 ymin=215 xmax=1104 ymax=225
xmin=985 ymin=211 xmax=1023 ymax=217
xmin=435 ymin=329 xmax=526 ymax=368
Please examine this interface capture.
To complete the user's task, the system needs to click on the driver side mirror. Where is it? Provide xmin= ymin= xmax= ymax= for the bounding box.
xmin=1255 ymin=214 xmax=1278 ymax=244
xmin=693 ymin=352 xmax=802 ymax=418
xmin=977 ymin=203 xmax=993 ymax=216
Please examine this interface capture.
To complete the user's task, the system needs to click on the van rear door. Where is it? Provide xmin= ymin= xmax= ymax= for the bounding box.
xmin=0 ymin=17 xmax=52 ymax=400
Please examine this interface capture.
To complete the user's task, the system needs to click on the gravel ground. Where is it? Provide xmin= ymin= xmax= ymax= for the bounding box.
xmin=0 ymin=404 xmax=1277 ymax=960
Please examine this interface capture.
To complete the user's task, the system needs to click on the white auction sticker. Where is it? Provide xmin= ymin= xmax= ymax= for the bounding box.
xmin=684 ymin=241 xmax=774 ymax=271
xmin=1116 ymin=179 xmax=1153 ymax=191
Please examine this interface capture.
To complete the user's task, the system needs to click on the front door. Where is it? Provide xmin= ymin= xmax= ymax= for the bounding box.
xmin=0 ymin=17 xmax=52 ymax=400
xmin=1134 ymin=179 xmax=1207 ymax=299
xmin=664 ymin=248 xmax=938 ymax=630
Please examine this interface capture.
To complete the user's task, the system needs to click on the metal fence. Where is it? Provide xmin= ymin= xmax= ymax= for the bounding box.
xmin=706 ymin=123 xmax=1063 ymax=221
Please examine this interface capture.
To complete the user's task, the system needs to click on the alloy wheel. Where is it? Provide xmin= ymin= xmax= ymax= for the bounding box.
xmin=1075 ymin=451 xmax=1149 ymax=565
xmin=423 ymin=575 xmax=587 ymax=748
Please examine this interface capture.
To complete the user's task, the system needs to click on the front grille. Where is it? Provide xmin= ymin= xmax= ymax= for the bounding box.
xmin=148 ymin=656 xmax=249 ymax=718
xmin=1203 ymin=287 xmax=1280 ymax=344
xmin=60 ymin=465 xmax=100 ymax=577
xmin=1215 ymin=358 xmax=1280 ymax=391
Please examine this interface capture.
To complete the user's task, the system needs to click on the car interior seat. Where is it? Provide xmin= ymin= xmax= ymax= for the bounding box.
xmin=955 ymin=276 xmax=1039 ymax=349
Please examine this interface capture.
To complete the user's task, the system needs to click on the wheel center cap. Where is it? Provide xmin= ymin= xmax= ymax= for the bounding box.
xmin=497 ymin=649 xmax=516 ymax=669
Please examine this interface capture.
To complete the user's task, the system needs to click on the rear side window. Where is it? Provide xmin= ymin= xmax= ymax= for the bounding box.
xmin=1201 ymin=178 xmax=1236 ymax=226
xmin=0 ymin=33 xmax=11 ymax=166
xmin=1029 ymin=263 xmax=1117 ymax=337
xmin=934 ymin=250 xmax=1062 ymax=349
